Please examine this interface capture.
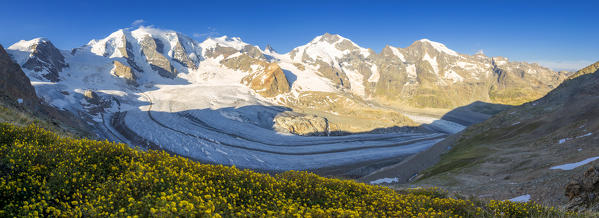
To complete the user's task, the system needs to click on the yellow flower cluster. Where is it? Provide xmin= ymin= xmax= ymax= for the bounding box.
xmin=0 ymin=123 xmax=576 ymax=217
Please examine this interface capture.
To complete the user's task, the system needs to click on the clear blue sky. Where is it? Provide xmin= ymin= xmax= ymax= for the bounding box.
xmin=1 ymin=0 xmax=597 ymax=71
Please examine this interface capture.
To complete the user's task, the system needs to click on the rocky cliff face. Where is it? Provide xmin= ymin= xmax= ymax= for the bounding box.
xmin=140 ymin=36 xmax=176 ymax=79
xmin=8 ymin=38 xmax=67 ymax=82
xmin=0 ymin=44 xmax=39 ymax=109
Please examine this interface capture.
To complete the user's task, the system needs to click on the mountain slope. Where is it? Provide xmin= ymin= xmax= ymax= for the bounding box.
xmin=414 ymin=61 xmax=599 ymax=206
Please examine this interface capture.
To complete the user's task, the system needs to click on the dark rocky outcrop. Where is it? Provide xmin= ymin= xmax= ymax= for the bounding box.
xmin=565 ymin=165 xmax=599 ymax=212
xmin=0 ymin=44 xmax=40 ymax=109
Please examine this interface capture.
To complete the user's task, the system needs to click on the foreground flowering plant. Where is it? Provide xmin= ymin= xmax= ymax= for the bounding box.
xmin=0 ymin=123 xmax=576 ymax=217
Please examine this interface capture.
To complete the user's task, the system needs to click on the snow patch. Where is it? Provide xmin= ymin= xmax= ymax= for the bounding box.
xmin=577 ymin=132 xmax=593 ymax=138
xmin=370 ymin=177 xmax=399 ymax=185
xmin=422 ymin=53 xmax=439 ymax=74
xmin=406 ymin=64 xmax=417 ymax=78
xmin=341 ymin=65 xmax=366 ymax=96
xmin=508 ymin=194 xmax=531 ymax=202
xmin=444 ymin=70 xmax=463 ymax=83
xmin=367 ymin=63 xmax=379 ymax=83
xmin=550 ymin=156 xmax=599 ymax=170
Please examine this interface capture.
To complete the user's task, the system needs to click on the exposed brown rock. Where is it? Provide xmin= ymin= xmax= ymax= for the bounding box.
xmin=204 ymin=45 xmax=238 ymax=59
xmin=83 ymin=90 xmax=100 ymax=105
xmin=243 ymin=63 xmax=290 ymax=97
xmin=112 ymin=60 xmax=137 ymax=86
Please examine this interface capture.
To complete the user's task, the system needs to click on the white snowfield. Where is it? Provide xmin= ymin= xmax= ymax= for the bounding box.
xmin=6 ymin=26 xmax=468 ymax=171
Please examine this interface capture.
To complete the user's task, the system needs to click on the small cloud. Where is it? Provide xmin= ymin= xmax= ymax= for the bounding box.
xmin=532 ymin=60 xmax=594 ymax=72
xmin=131 ymin=19 xmax=145 ymax=26
xmin=193 ymin=27 xmax=220 ymax=38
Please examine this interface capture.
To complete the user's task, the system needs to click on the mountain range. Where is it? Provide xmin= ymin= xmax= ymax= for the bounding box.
xmin=2 ymin=26 xmax=571 ymax=171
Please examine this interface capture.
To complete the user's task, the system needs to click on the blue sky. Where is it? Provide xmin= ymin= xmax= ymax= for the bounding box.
xmin=1 ymin=0 xmax=597 ymax=71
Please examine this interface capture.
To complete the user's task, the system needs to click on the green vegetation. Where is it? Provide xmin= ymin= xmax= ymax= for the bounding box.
xmin=489 ymin=87 xmax=541 ymax=106
xmin=0 ymin=123 xmax=578 ymax=217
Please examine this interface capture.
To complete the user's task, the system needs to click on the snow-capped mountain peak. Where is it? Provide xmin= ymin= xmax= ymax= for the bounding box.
xmin=7 ymin=37 xmax=50 ymax=52
xmin=7 ymin=37 xmax=67 ymax=82
xmin=287 ymin=33 xmax=370 ymax=65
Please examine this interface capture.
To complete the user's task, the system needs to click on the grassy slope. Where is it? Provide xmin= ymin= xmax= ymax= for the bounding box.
xmin=0 ymin=99 xmax=82 ymax=138
xmin=0 ymin=123 xmax=576 ymax=217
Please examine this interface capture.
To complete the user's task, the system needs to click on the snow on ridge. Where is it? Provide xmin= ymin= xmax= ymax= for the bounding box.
xmin=417 ymin=39 xmax=459 ymax=56
xmin=8 ymin=37 xmax=50 ymax=52
xmin=389 ymin=46 xmax=406 ymax=62
xmin=550 ymin=156 xmax=599 ymax=170
xmin=88 ymin=29 xmax=128 ymax=57
xmin=288 ymin=33 xmax=370 ymax=64
xmin=200 ymin=35 xmax=248 ymax=51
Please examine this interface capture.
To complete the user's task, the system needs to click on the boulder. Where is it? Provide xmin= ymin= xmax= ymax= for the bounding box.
xmin=273 ymin=111 xmax=340 ymax=136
